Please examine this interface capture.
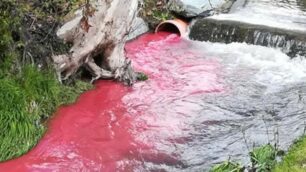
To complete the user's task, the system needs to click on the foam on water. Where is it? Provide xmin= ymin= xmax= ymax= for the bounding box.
xmin=211 ymin=0 xmax=306 ymax=32
xmin=190 ymin=41 xmax=306 ymax=91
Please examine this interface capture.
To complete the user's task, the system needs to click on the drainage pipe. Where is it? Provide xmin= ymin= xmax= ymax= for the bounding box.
xmin=155 ymin=19 xmax=189 ymax=37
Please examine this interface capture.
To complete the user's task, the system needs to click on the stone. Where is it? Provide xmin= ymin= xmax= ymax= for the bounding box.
xmin=127 ymin=17 xmax=149 ymax=40
xmin=168 ymin=0 xmax=236 ymax=18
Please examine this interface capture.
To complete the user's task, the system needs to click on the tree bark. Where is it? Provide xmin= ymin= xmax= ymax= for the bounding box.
xmin=52 ymin=0 xmax=139 ymax=85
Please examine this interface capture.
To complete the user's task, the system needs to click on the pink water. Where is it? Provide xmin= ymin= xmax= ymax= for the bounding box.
xmin=0 ymin=32 xmax=224 ymax=171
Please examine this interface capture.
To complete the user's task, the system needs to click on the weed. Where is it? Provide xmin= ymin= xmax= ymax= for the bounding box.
xmin=136 ymin=72 xmax=149 ymax=81
xmin=249 ymin=144 xmax=277 ymax=171
xmin=210 ymin=161 xmax=244 ymax=172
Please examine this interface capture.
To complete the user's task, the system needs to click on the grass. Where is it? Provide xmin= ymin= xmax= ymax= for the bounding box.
xmin=0 ymin=62 xmax=92 ymax=162
xmin=0 ymin=0 xmax=92 ymax=162
xmin=210 ymin=139 xmax=306 ymax=172
xmin=250 ymin=144 xmax=277 ymax=171
xmin=210 ymin=161 xmax=244 ymax=172
xmin=210 ymin=144 xmax=278 ymax=172
xmin=1 ymin=4 xmax=92 ymax=160
xmin=273 ymin=136 xmax=306 ymax=172
xmin=0 ymin=0 xmax=95 ymax=162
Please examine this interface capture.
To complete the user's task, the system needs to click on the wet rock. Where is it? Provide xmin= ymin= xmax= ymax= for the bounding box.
xmin=168 ymin=0 xmax=236 ymax=18
xmin=127 ymin=17 xmax=149 ymax=40
xmin=189 ymin=18 xmax=306 ymax=57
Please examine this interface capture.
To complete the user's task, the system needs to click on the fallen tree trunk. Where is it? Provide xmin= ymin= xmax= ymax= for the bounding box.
xmin=52 ymin=0 xmax=139 ymax=85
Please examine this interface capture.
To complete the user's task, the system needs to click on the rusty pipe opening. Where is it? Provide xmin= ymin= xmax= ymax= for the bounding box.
xmin=155 ymin=19 xmax=188 ymax=37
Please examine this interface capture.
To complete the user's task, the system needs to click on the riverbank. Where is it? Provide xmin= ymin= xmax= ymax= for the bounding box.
xmin=0 ymin=64 xmax=91 ymax=162
xmin=0 ymin=0 xmax=158 ymax=162
xmin=1 ymin=0 xmax=306 ymax=170
xmin=273 ymin=136 xmax=306 ymax=171
xmin=210 ymin=136 xmax=306 ymax=171
xmin=0 ymin=0 xmax=92 ymax=162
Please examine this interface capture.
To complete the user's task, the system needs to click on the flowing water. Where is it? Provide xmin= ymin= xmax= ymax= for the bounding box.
xmin=212 ymin=0 xmax=306 ymax=32
xmin=1 ymin=32 xmax=306 ymax=171
xmin=190 ymin=0 xmax=306 ymax=57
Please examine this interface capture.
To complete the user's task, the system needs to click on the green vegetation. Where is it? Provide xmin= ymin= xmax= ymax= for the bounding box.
xmin=139 ymin=0 xmax=173 ymax=29
xmin=210 ymin=161 xmax=244 ymax=172
xmin=15 ymin=0 xmax=84 ymax=19
xmin=136 ymin=72 xmax=149 ymax=81
xmin=250 ymin=144 xmax=278 ymax=171
xmin=0 ymin=0 xmax=92 ymax=162
xmin=210 ymin=137 xmax=306 ymax=171
xmin=0 ymin=64 xmax=91 ymax=161
xmin=273 ymin=136 xmax=306 ymax=172
xmin=210 ymin=144 xmax=279 ymax=172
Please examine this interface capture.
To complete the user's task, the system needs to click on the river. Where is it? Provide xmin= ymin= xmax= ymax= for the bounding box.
xmin=0 ymin=32 xmax=306 ymax=171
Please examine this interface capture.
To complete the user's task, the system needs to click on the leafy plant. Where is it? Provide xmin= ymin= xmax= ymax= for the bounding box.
xmin=136 ymin=72 xmax=149 ymax=81
xmin=210 ymin=161 xmax=244 ymax=172
xmin=152 ymin=9 xmax=171 ymax=21
xmin=249 ymin=144 xmax=277 ymax=171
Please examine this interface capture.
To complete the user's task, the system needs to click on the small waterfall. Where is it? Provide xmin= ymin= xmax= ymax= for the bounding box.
xmin=189 ymin=18 xmax=306 ymax=57
xmin=253 ymin=31 xmax=306 ymax=57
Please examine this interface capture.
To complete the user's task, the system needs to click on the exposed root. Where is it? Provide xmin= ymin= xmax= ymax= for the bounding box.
xmin=53 ymin=0 xmax=139 ymax=85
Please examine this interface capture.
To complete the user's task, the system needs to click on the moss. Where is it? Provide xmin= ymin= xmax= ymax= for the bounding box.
xmin=273 ymin=136 xmax=306 ymax=172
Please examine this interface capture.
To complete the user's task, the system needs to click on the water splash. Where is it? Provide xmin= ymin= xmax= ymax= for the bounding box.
xmin=190 ymin=0 xmax=306 ymax=57
xmin=213 ymin=0 xmax=306 ymax=32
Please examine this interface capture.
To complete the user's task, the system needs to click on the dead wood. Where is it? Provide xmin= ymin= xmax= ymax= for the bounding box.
xmin=53 ymin=0 xmax=139 ymax=85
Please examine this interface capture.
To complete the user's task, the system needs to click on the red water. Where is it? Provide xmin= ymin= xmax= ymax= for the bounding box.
xmin=0 ymin=32 xmax=224 ymax=171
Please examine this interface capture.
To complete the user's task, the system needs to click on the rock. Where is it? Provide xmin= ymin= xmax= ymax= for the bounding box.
xmin=57 ymin=9 xmax=83 ymax=43
xmin=168 ymin=0 xmax=236 ymax=18
xmin=127 ymin=17 xmax=149 ymax=40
